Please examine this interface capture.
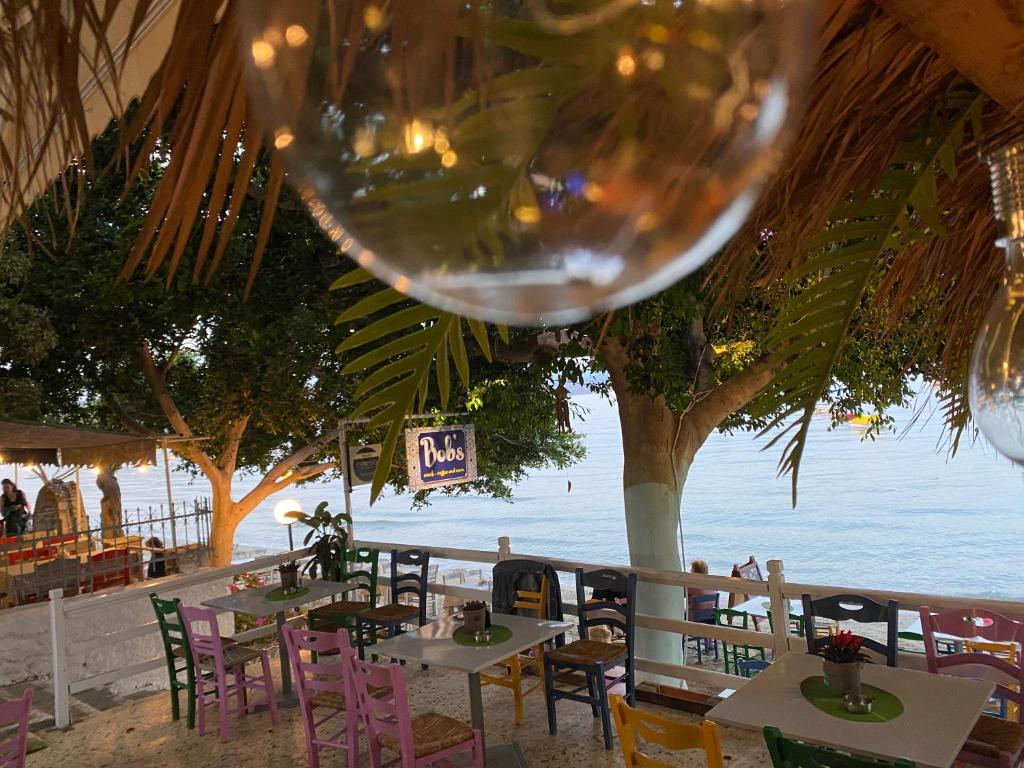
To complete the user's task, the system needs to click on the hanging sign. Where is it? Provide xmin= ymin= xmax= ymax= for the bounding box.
xmin=348 ymin=443 xmax=382 ymax=487
xmin=405 ymin=424 xmax=477 ymax=491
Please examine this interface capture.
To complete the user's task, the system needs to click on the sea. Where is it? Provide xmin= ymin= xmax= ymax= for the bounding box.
xmin=4 ymin=379 xmax=1023 ymax=601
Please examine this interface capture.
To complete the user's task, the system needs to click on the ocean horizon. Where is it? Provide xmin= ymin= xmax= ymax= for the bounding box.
xmin=4 ymin=380 xmax=1023 ymax=600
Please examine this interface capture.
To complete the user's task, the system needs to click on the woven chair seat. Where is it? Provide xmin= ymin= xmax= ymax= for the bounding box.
xmin=309 ymin=690 xmax=347 ymax=710
xmin=310 ymin=600 xmax=371 ymax=622
xmin=378 ymin=712 xmax=474 ymax=757
xmin=172 ymin=635 xmax=236 ymax=658
xmin=198 ymin=644 xmax=263 ymax=670
xmin=547 ymin=639 xmax=627 ymax=666
xmin=963 ymin=715 xmax=1024 ymax=760
xmin=360 ymin=603 xmax=420 ymax=623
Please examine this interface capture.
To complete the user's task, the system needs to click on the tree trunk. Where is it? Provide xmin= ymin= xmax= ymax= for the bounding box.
xmin=208 ymin=478 xmax=238 ymax=567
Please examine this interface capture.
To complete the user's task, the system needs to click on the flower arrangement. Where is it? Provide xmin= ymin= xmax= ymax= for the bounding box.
xmin=813 ymin=630 xmax=868 ymax=664
xmin=231 ymin=571 xmax=271 ymax=632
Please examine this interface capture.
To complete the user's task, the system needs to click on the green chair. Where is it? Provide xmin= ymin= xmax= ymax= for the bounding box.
xmin=307 ymin=547 xmax=380 ymax=633
xmin=763 ymin=726 xmax=916 ymax=767
xmin=767 ymin=610 xmax=806 ymax=639
xmin=150 ymin=593 xmax=198 ymax=728
xmin=715 ymin=607 xmax=766 ymax=676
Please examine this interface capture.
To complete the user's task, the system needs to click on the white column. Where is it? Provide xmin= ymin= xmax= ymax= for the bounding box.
xmin=767 ymin=559 xmax=791 ymax=657
xmin=48 ymin=589 xmax=71 ymax=728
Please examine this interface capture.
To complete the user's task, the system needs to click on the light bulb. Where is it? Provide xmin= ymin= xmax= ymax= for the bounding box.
xmin=969 ymin=144 xmax=1024 ymax=463
xmin=273 ymin=498 xmax=302 ymax=525
xmin=240 ymin=0 xmax=815 ymax=325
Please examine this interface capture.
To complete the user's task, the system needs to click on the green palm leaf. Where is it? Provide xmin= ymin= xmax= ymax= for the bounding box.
xmin=756 ymin=85 xmax=983 ymax=504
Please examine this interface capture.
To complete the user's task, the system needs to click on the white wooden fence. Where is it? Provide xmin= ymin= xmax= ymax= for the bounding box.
xmin=45 ymin=536 xmax=1024 ymax=729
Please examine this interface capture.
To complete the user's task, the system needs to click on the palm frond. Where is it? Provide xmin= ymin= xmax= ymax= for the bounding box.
xmin=755 ymin=85 xmax=983 ymax=504
xmin=332 ymin=268 xmax=504 ymax=502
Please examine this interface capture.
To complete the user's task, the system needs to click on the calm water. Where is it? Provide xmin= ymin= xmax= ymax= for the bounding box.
xmin=5 ymin=382 xmax=1023 ymax=600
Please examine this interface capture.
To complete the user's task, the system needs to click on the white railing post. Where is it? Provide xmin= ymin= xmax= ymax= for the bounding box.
xmin=497 ymin=536 xmax=511 ymax=561
xmin=767 ymin=559 xmax=790 ymax=657
xmin=48 ymin=588 xmax=71 ymax=728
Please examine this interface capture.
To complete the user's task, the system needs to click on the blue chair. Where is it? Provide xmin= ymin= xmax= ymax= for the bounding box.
xmin=686 ymin=592 xmax=720 ymax=664
xmin=737 ymin=658 xmax=770 ymax=678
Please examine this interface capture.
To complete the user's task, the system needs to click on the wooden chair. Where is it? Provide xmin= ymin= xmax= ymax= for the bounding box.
xmin=764 ymin=725 xmax=915 ymax=767
xmin=737 ymin=658 xmax=771 ymax=678
xmin=350 ymin=657 xmax=483 ymax=768
xmin=686 ymin=592 xmax=720 ymax=664
xmin=802 ymin=594 xmax=899 ymax=667
xmin=920 ymin=606 xmax=1024 ymax=768
xmin=308 ymin=547 xmax=379 ymax=635
xmin=0 ymin=689 xmax=31 ymax=768
xmin=715 ymin=608 xmax=766 ymax=676
xmin=356 ymin=549 xmax=429 ymax=660
xmin=611 ymin=694 xmax=724 ymax=768
xmin=85 ymin=548 xmax=131 ymax=592
xmin=481 ymin=574 xmax=548 ymax=725
xmin=180 ymin=605 xmax=279 ymax=743
xmin=544 ymin=568 xmax=636 ymax=750
xmin=283 ymin=626 xmax=361 ymax=768
xmin=965 ymin=640 xmax=1021 ymax=720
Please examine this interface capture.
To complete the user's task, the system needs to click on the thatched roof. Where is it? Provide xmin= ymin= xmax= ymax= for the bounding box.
xmin=0 ymin=420 xmax=157 ymax=467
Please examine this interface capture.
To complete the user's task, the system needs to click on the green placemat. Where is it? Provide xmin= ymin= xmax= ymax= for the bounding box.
xmin=453 ymin=624 xmax=513 ymax=646
xmin=267 ymin=585 xmax=310 ymax=601
xmin=800 ymin=676 xmax=904 ymax=722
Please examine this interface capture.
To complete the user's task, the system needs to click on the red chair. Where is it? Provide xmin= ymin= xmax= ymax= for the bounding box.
xmin=920 ymin=606 xmax=1024 ymax=767
xmin=87 ymin=548 xmax=131 ymax=592
xmin=7 ymin=545 xmax=56 ymax=566
xmin=0 ymin=688 xmax=31 ymax=768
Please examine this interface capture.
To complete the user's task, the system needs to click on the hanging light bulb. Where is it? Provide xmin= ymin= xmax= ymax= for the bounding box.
xmin=239 ymin=0 xmax=815 ymax=325
xmin=969 ymin=144 xmax=1024 ymax=463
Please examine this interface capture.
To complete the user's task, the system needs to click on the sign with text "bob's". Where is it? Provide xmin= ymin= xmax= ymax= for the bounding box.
xmin=404 ymin=424 xmax=477 ymax=491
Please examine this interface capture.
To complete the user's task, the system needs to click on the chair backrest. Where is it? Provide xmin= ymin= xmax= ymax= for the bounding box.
xmin=514 ymin=574 xmax=547 ymax=620
xmin=391 ymin=549 xmax=429 ymax=624
xmin=576 ymin=568 xmax=637 ymax=646
xmin=737 ymin=658 xmax=771 ymax=678
xmin=150 ymin=593 xmax=190 ymax=668
xmin=89 ymin=548 xmax=131 ymax=591
xmin=282 ymin=626 xmax=354 ymax=717
xmin=350 ymin=658 xmax=412 ymax=757
xmin=919 ymin=606 xmax=1024 ymax=721
xmin=763 ymin=725 xmax=915 ymax=768
xmin=715 ymin=607 xmax=750 ymax=630
xmin=180 ymin=605 xmax=227 ymax=670
xmin=802 ymin=594 xmax=899 ymax=667
xmin=610 ymin=693 xmax=724 ymax=768
xmin=0 ymin=689 xmax=31 ymax=768
xmin=767 ymin=610 xmax=806 ymax=639
xmin=344 ymin=547 xmax=379 ymax=607
xmin=691 ymin=593 xmax=719 ymax=623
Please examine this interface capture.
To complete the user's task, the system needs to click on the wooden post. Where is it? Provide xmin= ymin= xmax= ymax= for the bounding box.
xmin=766 ymin=559 xmax=790 ymax=657
xmin=497 ymin=536 xmax=511 ymax=561
xmin=49 ymin=588 xmax=71 ymax=728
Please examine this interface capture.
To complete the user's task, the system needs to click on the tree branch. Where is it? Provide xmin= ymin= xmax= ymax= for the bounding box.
xmin=236 ymin=461 xmax=335 ymax=516
xmin=494 ymin=330 xmax=583 ymax=363
xmin=218 ymin=414 xmax=250 ymax=474
xmin=97 ymin=387 xmax=153 ymax=436
xmin=688 ymin=355 xmax=778 ymax=441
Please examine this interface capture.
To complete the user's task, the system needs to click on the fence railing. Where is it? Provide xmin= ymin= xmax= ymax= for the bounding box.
xmin=2 ymin=500 xmax=211 ymax=608
xmin=45 ymin=535 xmax=1024 ymax=730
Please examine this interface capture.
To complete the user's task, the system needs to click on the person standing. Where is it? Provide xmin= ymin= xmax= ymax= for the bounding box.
xmin=1 ymin=479 xmax=31 ymax=536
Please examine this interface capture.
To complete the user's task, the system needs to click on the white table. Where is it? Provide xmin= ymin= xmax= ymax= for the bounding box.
xmin=707 ymin=652 xmax=994 ymax=768
xmin=371 ymin=613 xmax=572 ymax=767
xmin=731 ymin=596 xmax=803 ymax=619
xmin=203 ymin=577 xmax=353 ymax=699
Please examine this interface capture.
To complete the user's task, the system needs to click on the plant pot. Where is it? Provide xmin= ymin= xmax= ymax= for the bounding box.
xmin=279 ymin=568 xmax=299 ymax=592
xmin=463 ymin=606 xmax=487 ymax=633
xmin=822 ymin=659 xmax=862 ymax=697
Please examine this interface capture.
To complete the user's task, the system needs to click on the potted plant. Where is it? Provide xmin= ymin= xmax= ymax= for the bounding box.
xmin=813 ymin=630 xmax=868 ymax=697
xmin=297 ymin=501 xmax=352 ymax=582
xmin=278 ymin=560 xmax=301 ymax=593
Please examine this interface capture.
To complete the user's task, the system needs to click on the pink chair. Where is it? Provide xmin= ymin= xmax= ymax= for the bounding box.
xmin=283 ymin=626 xmax=361 ymax=768
xmin=180 ymin=605 xmax=279 ymax=742
xmin=350 ymin=657 xmax=483 ymax=768
xmin=920 ymin=606 xmax=1024 ymax=767
xmin=0 ymin=689 xmax=31 ymax=768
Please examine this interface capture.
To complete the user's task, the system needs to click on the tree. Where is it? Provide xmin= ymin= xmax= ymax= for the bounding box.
xmin=0 ymin=127 xmax=583 ymax=566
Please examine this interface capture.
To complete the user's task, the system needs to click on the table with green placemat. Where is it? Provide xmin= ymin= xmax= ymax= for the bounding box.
xmin=202 ymin=576 xmax=353 ymax=703
xmin=372 ymin=613 xmax=572 ymax=768
xmin=707 ymin=651 xmax=994 ymax=768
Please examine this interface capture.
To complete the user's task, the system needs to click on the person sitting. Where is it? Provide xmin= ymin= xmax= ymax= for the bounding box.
xmin=687 ymin=560 xmax=716 ymax=619
xmin=143 ymin=536 xmax=166 ymax=579
xmin=1 ymin=479 xmax=31 ymax=536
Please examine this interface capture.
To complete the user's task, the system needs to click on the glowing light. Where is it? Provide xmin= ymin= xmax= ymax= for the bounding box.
xmin=514 ymin=206 xmax=542 ymax=224
xmin=274 ymin=130 xmax=295 ymax=149
xmin=635 ymin=212 xmax=659 ymax=232
xmin=583 ymin=183 xmax=604 ymax=202
xmin=403 ymin=120 xmax=433 ymax=154
xmin=340 ymin=238 xmax=355 ymax=252
xmin=394 ymin=275 xmax=411 ymax=293
xmin=357 ymin=250 xmax=376 ymax=267
xmin=643 ymin=49 xmax=665 ymax=71
xmin=353 ymin=128 xmax=377 ymax=158
xmin=274 ymin=499 xmax=302 ymax=525
xmin=646 ymin=24 xmax=670 ymax=44
xmin=441 ymin=150 xmax=458 ymax=168
xmin=433 ymin=131 xmax=450 ymax=154
xmin=137 ymin=462 xmax=149 ymax=474
xmin=364 ymin=4 xmax=385 ymax=30
xmin=616 ymin=52 xmax=637 ymax=78
xmin=250 ymin=40 xmax=275 ymax=69
xmin=285 ymin=24 xmax=309 ymax=47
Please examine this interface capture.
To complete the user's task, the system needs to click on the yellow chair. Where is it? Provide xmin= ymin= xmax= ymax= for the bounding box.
xmin=610 ymin=694 xmax=725 ymax=768
xmin=965 ymin=640 xmax=1020 ymax=721
xmin=481 ymin=576 xmax=548 ymax=725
